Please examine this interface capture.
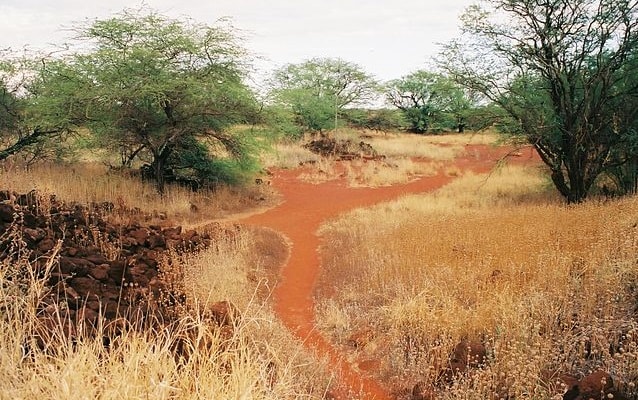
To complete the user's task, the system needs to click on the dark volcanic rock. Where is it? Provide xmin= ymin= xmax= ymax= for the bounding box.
xmin=1 ymin=189 xmax=235 ymax=355
xmin=0 ymin=203 xmax=14 ymax=222
xmin=59 ymin=257 xmax=94 ymax=277
xmin=440 ymin=339 xmax=487 ymax=381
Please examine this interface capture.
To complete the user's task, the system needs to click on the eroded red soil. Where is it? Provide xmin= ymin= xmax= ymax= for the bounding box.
xmin=240 ymin=144 xmax=540 ymax=399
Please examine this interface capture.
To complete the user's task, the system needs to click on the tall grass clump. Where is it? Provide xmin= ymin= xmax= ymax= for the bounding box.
xmin=316 ymin=165 xmax=638 ymax=398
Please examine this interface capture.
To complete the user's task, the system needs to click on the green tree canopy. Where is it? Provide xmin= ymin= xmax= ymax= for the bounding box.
xmin=47 ymin=8 xmax=258 ymax=192
xmin=0 ymin=51 xmax=81 ymax=162
xmin=385 ymin=71 xmax=474 ymax=134
xmin=269 ymin=57 xmax=379 ymax=134
xmin=440 ymin=0 xmax=638 ymax=203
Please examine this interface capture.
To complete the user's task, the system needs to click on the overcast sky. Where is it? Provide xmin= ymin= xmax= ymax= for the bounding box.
xmin=0 ymin=0 xmax=475 ymax=84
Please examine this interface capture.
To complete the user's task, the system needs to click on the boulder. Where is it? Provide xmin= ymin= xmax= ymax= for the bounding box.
xmin=128 ymin=228 xmax=149 ymax=246
xmin=0 ymin=203 xmax=14 ymax=222
xmin=59 ymin=257 xmax=94 ymax=277
xmin=209 ymin=300 xmax=239 ymax=326
xmin=575 ymin=370 xmax=614 ymax=399
xmin=89 ymin=264 xmax=111 ymax=282
xmin=440 ymin=339 xmax=487 ymax=381
xmin=37 ymin=238 xmax=56 ymax=253
xmin=561 ymin=370 xmax=622 ymax=400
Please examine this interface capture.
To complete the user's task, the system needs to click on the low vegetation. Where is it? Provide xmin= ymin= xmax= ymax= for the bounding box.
xmin=316 ymin=163 xmax=638 ymax=398
xmin=1 ymin=162 xmax=275 ymax=225
xmin=0 ymin=256 xmax=329 ymax=399
xmin=3 ymin=126 xmax=638 ymax=399
xmin=0 ymin=135 xmax=332 ymax=398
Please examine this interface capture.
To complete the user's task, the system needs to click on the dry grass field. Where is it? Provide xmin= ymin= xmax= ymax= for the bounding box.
xmin=0 ymin=155 xmax=331 ymax=398
xmin=1 ymin=162 xmax=276 ymax=225
xmin=3 ymin=129 xmax=638 ymax=399
xmin=0 ymin=209 xmax=331 ymax=399
xmin=316 ymin=164 xmax=638 ymax=398
xmin=282 ymin=129 xmax=461 ymax=188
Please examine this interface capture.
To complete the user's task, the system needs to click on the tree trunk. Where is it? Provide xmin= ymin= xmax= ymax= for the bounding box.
xmin=546 ymin=158 xmax=591 ymax=204
xmin=151 ymin=146 xmax=173 ymax=195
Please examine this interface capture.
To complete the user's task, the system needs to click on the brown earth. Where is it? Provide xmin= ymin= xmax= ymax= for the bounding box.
xmin=239 ymin=144 xmax=542 ymax=399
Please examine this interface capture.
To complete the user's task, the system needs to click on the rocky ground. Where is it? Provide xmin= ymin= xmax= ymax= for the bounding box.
xmin=304 ymin=136 xmax=383 ymax=161
xmin=0 ymin=189 xmax=237 ymax=351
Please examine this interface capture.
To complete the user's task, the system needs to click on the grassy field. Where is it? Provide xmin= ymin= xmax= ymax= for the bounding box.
xmin=0 ymin=153 xmax=330 ymax=398
xmin=0 ymin=215 xmax=331 ymax=399
xmin=2 ymin=129 xmax=637 ymax=399
xmin=1 ymin=162 xmax=276 ymax=225
xmin=316 ymin=163 xmax=638 ymax=398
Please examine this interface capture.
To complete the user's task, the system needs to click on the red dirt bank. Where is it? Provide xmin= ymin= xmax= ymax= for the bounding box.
xmin=240 ymin=145 xmax=540 ymax=399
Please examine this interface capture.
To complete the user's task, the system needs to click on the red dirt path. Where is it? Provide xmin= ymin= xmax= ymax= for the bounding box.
xmin=239 ymin=145 xmax=540 ymax=399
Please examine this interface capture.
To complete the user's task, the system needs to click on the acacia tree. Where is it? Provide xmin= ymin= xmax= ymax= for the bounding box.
xmin=434 ymin=78 xmax=478 ymax=133
xmin=0 ymin=52 xmax=82 ymax=162
xmin=601 ymin=52 xmax=638 ymax=195
xmin=269 ymin=58 xmax=379 ymax=134
xmin=439 ymin=0 xmax=638 ymax=203
xmin=57 ymin=8 xmax=257 ymax=193
xmin=386 ymin=71 xmax=473 ymax=133
xmin=386 ymin=71 xmax=439 ymax=133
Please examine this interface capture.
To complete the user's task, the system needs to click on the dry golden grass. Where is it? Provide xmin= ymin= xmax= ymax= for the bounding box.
xmin=418 ymin=131 xmax=501 ymax=146
xmin=365 ymin=134 xmax=465 ymax=161
xmin=297 ymin=158 xmax=339 ymax=185
xmin=316 ymin=165 xmax=638 ymax=398
xmin=330 ymin=127 xmax=482 ymax=160
xmin=260 ymin=142 xmax=321 ymax=169
xmin=0 ymin=162 xmax=275 ymax=224
xmin=181 ymin=226 xmax=289 ymax=308
xmin=270 ymin=130 xmax=508 ymax=188
xmin=296 ymin=157 xmax=441 ymax=188
xmin=344 ymin=158 xmax=441 ymax=188
xmin=0 ymin=221 xmax=331 ymax=400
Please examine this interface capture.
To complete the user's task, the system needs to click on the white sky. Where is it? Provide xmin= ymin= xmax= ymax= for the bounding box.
xmin=0 ymin=0 xmax=475 ymax=84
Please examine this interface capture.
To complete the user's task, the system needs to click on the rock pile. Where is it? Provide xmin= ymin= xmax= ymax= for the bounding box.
xmin=0 ymin=190 xmax=236 ymax=345
xmin=304 ymin=137 xmax=382 ymax=161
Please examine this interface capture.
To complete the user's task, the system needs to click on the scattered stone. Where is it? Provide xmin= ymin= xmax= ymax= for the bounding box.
xmin=560 ymin=370 xmax=624 ymax=400
xmin=575 ymin=370 xmax=614 ymax=399
xmin=557 ymin=374 xmax=580 ymax=399
xmin=209 ymin=300 xmax=239 ymax=326
xmin=37 ymin=238 xmax=56 ymax=253
xmin=147 ymin=233 xmax=166 ymax=249
xmin=85 ymin=253 xmax=108 ymax=265
xmin=89 ymin=264 xmax=111 ymax=282
xmin=59 ymin=256 xmax=93 ymax=277
xmin=304 ymin=137 xmax=382 ymax=161
xmin=0 ymin=203 xmax=15 ymax=222
xmin=128 ymin=228 xmax=149 ymax=246
xmin=440 ymin=339 xmax=487 ymax=381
